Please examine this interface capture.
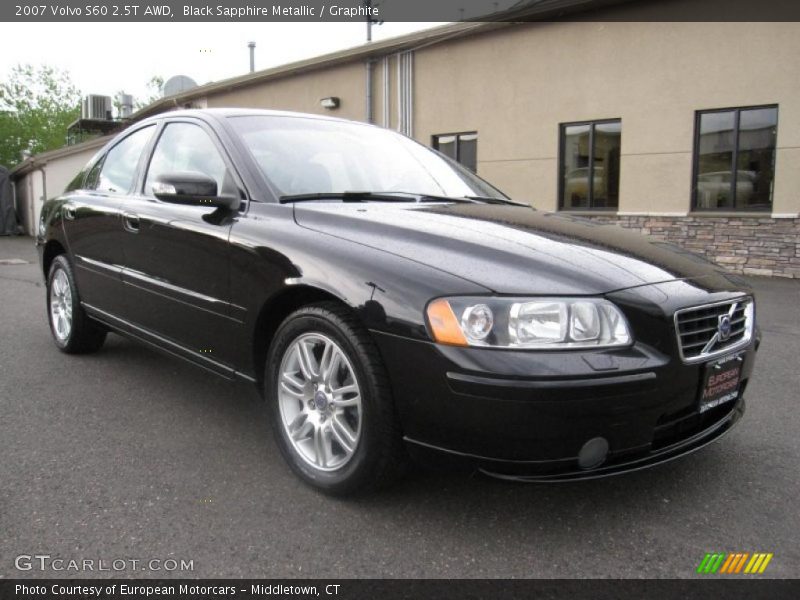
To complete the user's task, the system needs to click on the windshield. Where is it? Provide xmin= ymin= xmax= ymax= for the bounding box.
xmin=228 ymin=115 xmax=508 ymax=201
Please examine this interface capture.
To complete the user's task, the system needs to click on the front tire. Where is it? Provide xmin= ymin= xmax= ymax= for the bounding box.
xmin=265 ymin=302 xmax=404 ymax=495
xmin=47 ymin=255 xmax=107 ymax=354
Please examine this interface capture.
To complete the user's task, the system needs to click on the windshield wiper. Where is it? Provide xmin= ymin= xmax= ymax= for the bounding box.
xmin=370 ymin=191 xmax=506 ymax=205
xmin=417 ymin=194 xmax=477 ymax=204
xmin=279 ymin=191 xmax=527 ymax=207
xmin=463 ymin=195 xmax=528 ymax=206
xmin=405 ymin=192 xmax=525 ymax=206
xmin=279 ymin=192 xmax=417 ymax=204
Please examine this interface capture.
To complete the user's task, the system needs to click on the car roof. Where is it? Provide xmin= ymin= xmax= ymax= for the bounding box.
xmin=140 ymin=107 xmax=355 ymax=126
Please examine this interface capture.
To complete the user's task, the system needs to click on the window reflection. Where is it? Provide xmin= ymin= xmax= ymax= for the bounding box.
xmin=145 ymin=123 xmax=228 ymax=196
xmin=435 ymin=135 xmax=457 ymax=161
xmin=458 ymin=133 xmax=478 ymax=173
xmin=432 ymin=132 xmax=478 ymax=172
xmin=737 ymin=107 xmax=777 ymax=210
xmin=231 ymin=118 xmax=502 ymax=199
xmin=694 ymin=106 xmax=777 ymax=211
xmin=593 ymin=122 xmax=621 ymax=208
xmin=560 ymin=120 xmax=620 ymax=210
xmin=95 ymin=126 xmax=155 ymax=193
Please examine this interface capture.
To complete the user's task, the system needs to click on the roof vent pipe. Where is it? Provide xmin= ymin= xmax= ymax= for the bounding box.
xmin=248 ymin=41 xmax=256 ymax=73
xmin=118 ymin=93 xmax=134 ymax=118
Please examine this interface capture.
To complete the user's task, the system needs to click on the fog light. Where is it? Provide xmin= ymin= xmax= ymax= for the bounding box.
xmin=578 ymin=437 xmax=609 ymax=469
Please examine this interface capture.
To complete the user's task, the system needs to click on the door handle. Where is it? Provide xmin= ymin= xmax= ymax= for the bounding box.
xmin=64 ymin=205 xmax=76 ymax=220
xmin=122 ymin=212 xmax=140 ymax=233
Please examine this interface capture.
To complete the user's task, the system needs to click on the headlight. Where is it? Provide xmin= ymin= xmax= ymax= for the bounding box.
xmin=426 ymin=297 xmax=632 ymax=349
xmin=461 ymin=304 xmax=494 ymax=342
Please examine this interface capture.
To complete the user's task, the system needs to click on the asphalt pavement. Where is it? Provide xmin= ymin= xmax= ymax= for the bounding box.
xmin=1 ymin=235 xmax=799 ymax=579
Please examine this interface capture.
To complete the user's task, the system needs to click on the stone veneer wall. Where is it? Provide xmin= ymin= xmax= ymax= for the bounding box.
xmin=582 ymin=215 xmax=800 ymax=279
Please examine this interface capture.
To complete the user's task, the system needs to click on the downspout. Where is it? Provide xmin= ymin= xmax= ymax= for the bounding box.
xmin=396 ymin=54 xmax=402 ymax=132
xmin=404 ymin=55 xmax=409 ymax=134
xmin=27 ymin=176 xmax=34 ymax=235
xmin=401 ymin=55 xmax=406 ymax=134
xmin=396 ymin=52 xmax=414 ymax=137
xmin=407 ymin=52 xmax=414 ymax=138
xmin=10 ymin=180 xmax=16 ymax=232
xmin=365 ymin=59 xmax=374 ymax=124
xmin=382 ymin=56 xmax=390 ymax=128
xmin=33 ymin=166 xmax=47 ymax=236
xmin=38 ymin=166 xmax=47 ymax=202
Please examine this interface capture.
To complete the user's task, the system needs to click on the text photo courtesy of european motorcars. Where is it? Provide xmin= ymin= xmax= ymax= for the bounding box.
xmin=37 ymin=108 xmax=759 ymax=495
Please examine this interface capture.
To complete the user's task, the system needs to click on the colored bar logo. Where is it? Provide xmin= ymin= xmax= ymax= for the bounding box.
xmin=697 ymin=552 xmax=773 ymax=574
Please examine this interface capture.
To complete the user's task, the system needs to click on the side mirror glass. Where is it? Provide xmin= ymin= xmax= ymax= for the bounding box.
xmin=152 ymin=171 xmax=239 ymax=210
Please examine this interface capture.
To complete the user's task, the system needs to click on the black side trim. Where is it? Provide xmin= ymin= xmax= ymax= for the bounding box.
xmin=404 ymin=437 xmax=577 ymax=466
xmin=83 ymin=302 xmax=254 ymax=383
xmin=446 ymin=370 xmax=657 ymax=390
xmin=121 ymin=267 xmax=242 ymax=323
xmin=74 ymin=254 xmax=123 ymax=279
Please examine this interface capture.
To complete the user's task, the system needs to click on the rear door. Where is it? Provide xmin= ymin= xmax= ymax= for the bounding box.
xmin=63 ymin=124 xmax=156 ymax=317
xmin=117 ymin=118 xmax=244 ymax=373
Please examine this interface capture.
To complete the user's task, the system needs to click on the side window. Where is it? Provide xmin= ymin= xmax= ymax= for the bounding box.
xmin=144 ymin=123 xmax=228 ymax=196
xmin=95 ymin=126 xmax=155 ymax=194
xmin=84 ymin=159 xmax=103 ymax=190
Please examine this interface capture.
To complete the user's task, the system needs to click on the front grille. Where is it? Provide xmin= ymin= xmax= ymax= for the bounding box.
xmin=674 ymin=297 xmax=754 ymax=363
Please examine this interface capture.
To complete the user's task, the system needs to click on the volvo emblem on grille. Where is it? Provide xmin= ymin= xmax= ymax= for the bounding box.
xmin=717 ymin=314 xmax=733 ymax=341
xmin=675 ymin=299 xmax=750 ymax=363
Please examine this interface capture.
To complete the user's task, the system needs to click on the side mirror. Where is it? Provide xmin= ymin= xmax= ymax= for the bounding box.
xmin=152 ymin=172 xmax=239 ymax=210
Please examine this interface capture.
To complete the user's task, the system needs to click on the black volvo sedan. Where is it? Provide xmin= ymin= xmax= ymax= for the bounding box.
xmin=37 ymin=109 xmax=759 ymax=494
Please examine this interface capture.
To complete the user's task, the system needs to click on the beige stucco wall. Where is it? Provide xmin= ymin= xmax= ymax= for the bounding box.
xmin=202 ymin=21 xmax=799 ymax=216
xmin=413 ymin=21 xmax=800 ymax=215
xmin=15 ymin=20 xmax=800 ymax=234
xmin=205 ymin=60 xmax=368 ymax=122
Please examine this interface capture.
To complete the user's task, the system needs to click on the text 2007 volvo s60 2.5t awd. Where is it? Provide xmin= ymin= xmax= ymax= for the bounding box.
xmin=38 ymin=109 xmax=759 ymax=494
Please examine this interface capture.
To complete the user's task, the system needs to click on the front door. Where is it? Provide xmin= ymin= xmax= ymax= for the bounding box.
xmin=118 ymin=120 xmax=242 ymax=372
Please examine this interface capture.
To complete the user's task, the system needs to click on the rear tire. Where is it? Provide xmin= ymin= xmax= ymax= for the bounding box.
xmin=47 ymin=255 xmax=107 ymax=354
xmin=265 ymin=302 xmax=405 ymax=495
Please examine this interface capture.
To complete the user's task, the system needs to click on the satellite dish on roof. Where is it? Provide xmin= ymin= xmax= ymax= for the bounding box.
xmin=163 ymin=75 xmax=198 ymax=97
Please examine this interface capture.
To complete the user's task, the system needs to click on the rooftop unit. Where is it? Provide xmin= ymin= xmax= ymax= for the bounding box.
xmin=81 ymin=95 xmax=113 ymax=121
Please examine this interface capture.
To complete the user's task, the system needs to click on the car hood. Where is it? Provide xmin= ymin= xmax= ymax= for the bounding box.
xmin=293 ymin=203 xmax=747 ymax=295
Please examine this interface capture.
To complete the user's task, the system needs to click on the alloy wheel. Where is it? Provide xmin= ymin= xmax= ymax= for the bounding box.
xmin=50 ymin=268 xmax=73 ymax=342
xmin=277 ymin=333 xmax=362 ymax=472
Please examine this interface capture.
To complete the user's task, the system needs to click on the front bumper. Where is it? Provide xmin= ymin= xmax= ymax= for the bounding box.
xmin=372 ymin=330 xmax=757 ymax=479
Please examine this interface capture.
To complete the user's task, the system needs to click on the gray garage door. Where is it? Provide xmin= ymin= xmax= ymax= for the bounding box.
xmin=0 ymin=166 xmax=18 ymax=235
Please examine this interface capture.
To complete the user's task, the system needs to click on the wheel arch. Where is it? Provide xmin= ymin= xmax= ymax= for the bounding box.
xmin=42 ymin=239 xmax=67 ymax=279
xmin=251 ymin=284 xmax=355 ymax=394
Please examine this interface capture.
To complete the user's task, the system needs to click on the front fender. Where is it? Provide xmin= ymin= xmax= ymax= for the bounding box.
xmin=230 ymin=203 xmax=490 ymax=341
xmin=37 ymin=197 xmax=71 ymax=277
